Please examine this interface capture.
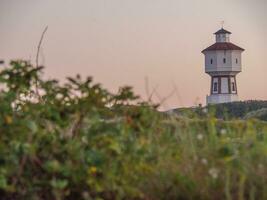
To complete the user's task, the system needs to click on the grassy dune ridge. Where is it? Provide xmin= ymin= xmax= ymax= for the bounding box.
xmin=0 ymin=61 xmax=266 ymax=200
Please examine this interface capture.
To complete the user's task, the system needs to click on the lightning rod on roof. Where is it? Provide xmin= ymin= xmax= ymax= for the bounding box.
xmin=221 ymin=20 xmax=225 ymax=29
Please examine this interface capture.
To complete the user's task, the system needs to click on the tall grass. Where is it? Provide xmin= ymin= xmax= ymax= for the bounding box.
xmin=0 ymin=61 xmax=266 ymax=200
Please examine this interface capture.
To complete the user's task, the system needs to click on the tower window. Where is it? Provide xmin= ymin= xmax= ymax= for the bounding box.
xmin=210 ymin=59 xmax=213 ymax=64
xmin=223 ymin=58 xmax=226 ymax=64
xmin=236 ymin=58 xmax=238 ymax=64
xmin=232 ymin=82 xmax=236 ymax=92
xmin=213 ymin=82 xmax=218 ymax=92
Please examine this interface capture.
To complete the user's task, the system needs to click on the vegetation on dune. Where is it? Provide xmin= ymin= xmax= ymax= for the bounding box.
xmin=211 ymin=101 xmax=267 ymax=120
xmin=0 ymin=61 xmax=267 ymax=200
xmin=172 ymin=100 xmax=267 ymax=121
xmin=244 ymin=108 xmax=267 ymax=121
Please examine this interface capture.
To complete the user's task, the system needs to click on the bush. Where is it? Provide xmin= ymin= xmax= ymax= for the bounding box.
xmin=244 ymin=108 xmax=267 ymax=121
xmin=210 ymin=101 xmax=267 ymax=119
xmin=0 ymin=61 xmax=267 ymax=200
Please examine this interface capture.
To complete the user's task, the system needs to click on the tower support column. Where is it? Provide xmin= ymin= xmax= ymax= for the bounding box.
xmin=207 ymin=75 xmax=238 ymax=104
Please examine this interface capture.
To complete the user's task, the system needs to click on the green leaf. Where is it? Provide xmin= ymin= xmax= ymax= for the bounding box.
xmin=26 ymin=121 xmax=38 ymax=133
xmin=50 ymin=178 xmax=68 ymax=190
xmin=0 ymin=175 xmax=7 ymax=189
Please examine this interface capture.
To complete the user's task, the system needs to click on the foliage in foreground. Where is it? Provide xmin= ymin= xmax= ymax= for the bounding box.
xmin=0 ymin=61 xmax=267 ymax=200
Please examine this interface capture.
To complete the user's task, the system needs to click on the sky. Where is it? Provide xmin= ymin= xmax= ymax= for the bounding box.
xmin=0 ymin=0 xmax=266 ymax=110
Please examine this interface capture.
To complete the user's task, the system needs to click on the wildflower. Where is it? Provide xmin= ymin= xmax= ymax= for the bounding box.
xmin=4 ymin=115 xmax=12 ymax=124
xmin=88 ymin=166 xmax=97 ymax=175
xmin=234 ymin=149 xmax=239 ymax=156
xmin=201 ymin=158 xmax=208 ymax=165
xmin=202 ymin=108 xmax=208 ymax=114
xmin=197 ymin=134 xmax=204 ymax=140
xmin=81 ymin=136 xmax=88 ymax=144
xmin=56 ymin=93 xmax=63 ymax=99
xmin=258 ymin=163 xmax=264 ymax=171
xmin=208 ymin=168 xmax=219 ymax=179
xmin=82 ymin=192 xmax=90 ymax=199
xmin=220 ymin=129 xmax=227 ymax=135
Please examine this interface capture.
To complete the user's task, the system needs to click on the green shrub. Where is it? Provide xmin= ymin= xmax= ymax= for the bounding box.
xmin=0 ymin=61 xmax=266 ymax=200
xmin=244 ymin=108 xmax=267 ymax=121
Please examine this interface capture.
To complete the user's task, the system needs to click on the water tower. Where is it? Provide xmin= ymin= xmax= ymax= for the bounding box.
xmin=202 ymin=27 xmax=245 ymax=104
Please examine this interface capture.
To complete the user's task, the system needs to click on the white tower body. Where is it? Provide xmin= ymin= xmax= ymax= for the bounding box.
xmin=202 ymin=28 xmax=245 ymax=104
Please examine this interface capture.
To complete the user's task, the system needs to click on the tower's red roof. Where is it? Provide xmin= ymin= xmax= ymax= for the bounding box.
xmin=202 ymin=42 xmax=245 ymax=53
xmin=214 ymin=28 xmax=232 ymax=35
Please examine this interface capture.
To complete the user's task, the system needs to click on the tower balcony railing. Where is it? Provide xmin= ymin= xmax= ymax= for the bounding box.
xmin=205 ymin=65 xmax=241 ymax=74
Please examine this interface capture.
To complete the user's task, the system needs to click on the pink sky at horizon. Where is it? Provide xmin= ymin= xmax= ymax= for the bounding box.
xmin=0 ymin=0 xmax=266 ymax=110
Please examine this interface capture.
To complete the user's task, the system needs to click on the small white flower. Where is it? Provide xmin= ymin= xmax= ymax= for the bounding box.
xmin=193 ymin=156 xmax=198 ymax=162
xmin=208 ymin=168 xmax=219 ymax=179
xmin=81 ymin=136 xmax=88 ymax=144
xmin=220 ymin=129 xmax=227 ymax=135
xmin=202 ymin=108 xmax=208 ymax=114
xmin=197 ymin=134 xmax=204 ymax=140
xmin=201 ymin=158 xmax=208 ymax=165
xmin=258 ymin=163 xmax=264 ymax=170
xmin=234 ymin=149 xmax=239 ymax=156
xmin=82 ymin=191 xmax=90 ymax=199
xmin=56 ymin=93 xmax=63 ymax=99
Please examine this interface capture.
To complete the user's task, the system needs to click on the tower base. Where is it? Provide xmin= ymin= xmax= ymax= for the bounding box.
xmin=207 ymin=94 xmax=238 ymax=105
